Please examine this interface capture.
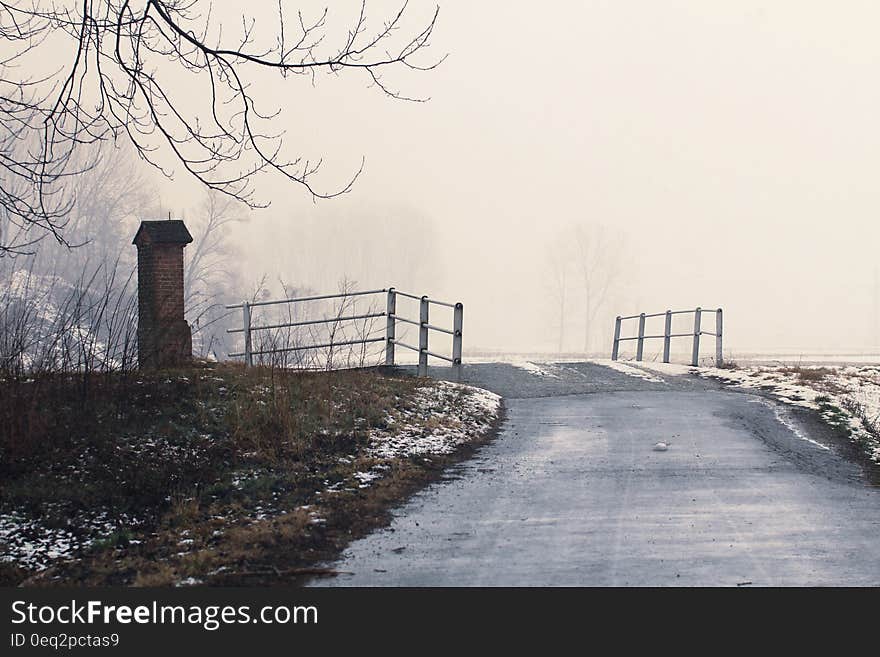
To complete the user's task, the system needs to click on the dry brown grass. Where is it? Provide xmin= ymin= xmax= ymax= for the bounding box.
xmin=2 ymin=362 xmax=500 ymax=586
xmin=777 ymin=366 xmax=835 ymax=383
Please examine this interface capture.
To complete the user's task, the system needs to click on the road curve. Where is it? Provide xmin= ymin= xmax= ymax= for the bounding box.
xmin=311 ymin=362 xmax=880 ymax=586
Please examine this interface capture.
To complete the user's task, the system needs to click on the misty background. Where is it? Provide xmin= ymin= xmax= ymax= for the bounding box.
xmin=6 ymin=1 xmax=880 ymax=362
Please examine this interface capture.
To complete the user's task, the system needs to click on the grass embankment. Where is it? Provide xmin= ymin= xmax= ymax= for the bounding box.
xmin=697 ymin=363 xmax=880 ymax=463
xmin=0 ymin=364 xmax=501 ymax=586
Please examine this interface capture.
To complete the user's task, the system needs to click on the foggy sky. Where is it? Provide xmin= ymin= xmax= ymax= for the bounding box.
xmin=158 ymin=1 xmax=880 ymax=356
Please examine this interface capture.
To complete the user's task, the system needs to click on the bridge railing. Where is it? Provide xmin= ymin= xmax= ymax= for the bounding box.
xmin=611 ymin=307 xmax=722 ymax=367
xmin=226 ymin=287 xmax=463 ymax=378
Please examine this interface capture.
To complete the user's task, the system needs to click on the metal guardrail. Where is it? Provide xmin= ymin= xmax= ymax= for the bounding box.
xmin=226 ymin=287 xmax=463 ymax=378
xmin=611 ymin=307 xmax=723 ymax=367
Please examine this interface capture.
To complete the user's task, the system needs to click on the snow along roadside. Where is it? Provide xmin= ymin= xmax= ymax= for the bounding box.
xmin=619 ymin=360 xmax=880 ymax=463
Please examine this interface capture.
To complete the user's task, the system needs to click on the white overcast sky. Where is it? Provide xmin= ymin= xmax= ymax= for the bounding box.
xmin=156 ymin=1 xmax=880 ymax=355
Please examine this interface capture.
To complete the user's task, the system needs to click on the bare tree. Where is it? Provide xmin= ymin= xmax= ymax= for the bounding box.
xmin=544 ymin=222 xmax=626 ymax=355
xmin=0 ymin=142 xmax=155 ymax=375
xmin=0 ymin=1 xmax=443 ymax=254
xmin=0 ymin=142 xmax=154 ymax=277
xmin=544 ymin=240 xmax=570 ymax=354
xmin=184 ymin=190 xmax=246 ymax=320
xmin=571 ymin=223 xmax=622 ymax=354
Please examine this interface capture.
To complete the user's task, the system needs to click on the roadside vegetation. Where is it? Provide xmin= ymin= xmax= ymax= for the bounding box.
xmin=660 ymin=362 xmax=879 ymax=464
xmin=0 ymin=364 xmax=501 ymax=586
xmin=717 ymin=364 xmax=879 ymax=463
xmin=609 ymin=358 xmax=880 ymax=466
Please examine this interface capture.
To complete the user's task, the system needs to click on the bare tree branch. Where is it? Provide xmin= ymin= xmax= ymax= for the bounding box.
xmin=0 ymin=0 xmax=443 ymax=254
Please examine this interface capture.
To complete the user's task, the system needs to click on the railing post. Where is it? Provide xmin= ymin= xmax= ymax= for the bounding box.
xmin=663 ymin=310 xmax=672 ymax=363
xmin=611 ymin=316 xmax=621 ymax=360
xmin=242 ymin=301 xmax=253 ymax=367
xmin=715 ymin=308 xmax=723 ymax=367
xmin=636 ymin=313 xmax=646 ymax=361
xmin=452 ymin=302 xmax=463 ymax=381
xmin=385 ymin=288 xmax=396 ymax=366
xmin=691 ymin=307 xmax=702 ymax=367
xmin=418 ymin=296 xmax=429 ymax=377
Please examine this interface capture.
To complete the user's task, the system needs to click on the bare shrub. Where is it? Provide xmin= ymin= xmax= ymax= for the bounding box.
xmin=0 ymin=259 xmax=138 ymax=378
xmin=236 ymin=277 xmax=385 ymax=373
xmin=778 ymin=366 xmax=835 ymax=382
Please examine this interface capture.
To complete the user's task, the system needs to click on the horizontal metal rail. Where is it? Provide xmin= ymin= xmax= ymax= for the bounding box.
xmin=388 ymin=314 xmax=455 ymax=336
xmin=390 ymin=314 xmax=420 ymax=328
xmin=230 ymin=337 xmax=385 ymax=358
xmin=612 ymin=307 xmax=723 ymax=367
xmin=226 ymin=312 xmax=386 ymax=334
xmin=620 ymin=312 xmax=665 ymax=320
xmin=426 ymin=299 xmax=458 ymax=309
xmin=674 ymin=308 xmax=720 ymax=315
xmin=392 ymin=339 xmax=421 ymax=354
xmin=619 ymin=332 xmax=703 ymax=341
xmin=394 ymin=290 xmax=458 ymax=309
xmin=228 ymin=286 xmax=464 ymax=379
xmin=394 ymin=290 xmax=425 ymax=302
xmin=391 ymin=340 xmax=455 ymax=363
xmin=425 ymin=323 xmax=455 ymax=336
xmin=424 ymin=349 xmax=454 ymax=363
xmin=619 ymin=308 xmax=720 ymax=321
xmin=226 ymin=288 xmax=387 ymax=310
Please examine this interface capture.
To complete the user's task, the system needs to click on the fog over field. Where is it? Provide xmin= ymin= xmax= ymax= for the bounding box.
xmin=203 ymin=1 xmax=880 ymax=356
xmin=8 ymin=1 xmax=880 ymax=358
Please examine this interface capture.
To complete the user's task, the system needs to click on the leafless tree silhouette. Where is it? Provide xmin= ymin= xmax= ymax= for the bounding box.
xmin=545 ymin=243 xmax=569 ymax=354
xmin=0 ymin=1 xmax=443 ymax=255
xmin=544 ymin=222 xmax=626 ymax=354
xmin=571 ymin=223 xmax=622 ymax=353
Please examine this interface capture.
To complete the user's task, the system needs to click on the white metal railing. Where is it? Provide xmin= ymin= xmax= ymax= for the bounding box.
xmin=611 ymin=307 xmax=722 ymax=367
xmin=226 ymin=287 xmax=463 ymax=378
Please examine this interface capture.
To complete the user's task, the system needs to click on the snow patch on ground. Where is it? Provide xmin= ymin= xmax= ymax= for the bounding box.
xmin=751 ymin=397 xmax=831 ymax=451
xmin=368 ymin=381 xmax=501 ymax=460
xmin=588 ymin=359 xmax=666 ymax=384
xmin=634 ymin=361 xmax=880 ymax=461
xmin=352 ymin=469 xmax=384 ymax=488
xmin=0 ymin=510 xmax=140 ymax=572
xmin=617 ymin=360 xmax=697 ymax=377
xmin=509 ymin=361 xmax=560 ymax=378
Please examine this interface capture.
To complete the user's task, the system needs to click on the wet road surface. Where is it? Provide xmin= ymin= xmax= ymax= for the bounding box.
xmin=311 ymin=361 xmax=880 ymax=586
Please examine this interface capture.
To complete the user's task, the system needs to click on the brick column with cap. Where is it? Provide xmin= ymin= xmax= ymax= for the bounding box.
xmin=133 ymin=220 xmax=194 ymax=369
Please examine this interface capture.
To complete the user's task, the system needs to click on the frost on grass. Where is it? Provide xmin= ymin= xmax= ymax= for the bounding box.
xmin=352 ymin=470 xmax=382 ymax=487
xmin=368 ymin=381 xmax=501 ymax=460
xmin=0 ymin=510 xmax=141 ymax=572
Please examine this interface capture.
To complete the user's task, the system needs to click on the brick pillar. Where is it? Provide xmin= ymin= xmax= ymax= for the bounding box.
xmin=133 ymin=220 xmax=194 ymax=369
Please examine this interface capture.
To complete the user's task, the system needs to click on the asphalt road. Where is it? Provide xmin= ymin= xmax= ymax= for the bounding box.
xmin=312 ymin=361 xmax=880 ymax=586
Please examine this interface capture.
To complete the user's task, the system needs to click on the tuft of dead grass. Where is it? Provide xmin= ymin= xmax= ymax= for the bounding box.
xmin=777 ymin=366 xmax=835 ymax=382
